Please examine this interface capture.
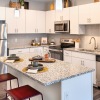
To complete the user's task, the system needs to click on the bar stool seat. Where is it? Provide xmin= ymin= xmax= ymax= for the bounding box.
xmin=6 ymin=85 xmax=43 ymax=100
xmin=0 ymin=73 xmax=19 ymax=88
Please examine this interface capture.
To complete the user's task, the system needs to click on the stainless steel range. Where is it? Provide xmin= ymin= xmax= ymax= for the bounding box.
xmin=49 ymin=39 xmax=75 ymax=60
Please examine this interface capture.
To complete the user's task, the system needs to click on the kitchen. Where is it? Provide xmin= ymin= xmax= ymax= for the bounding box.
xmin=0 ymin=0 xmax=100 ymax=100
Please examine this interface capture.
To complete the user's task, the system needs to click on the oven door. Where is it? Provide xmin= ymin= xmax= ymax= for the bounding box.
xmin=49 ymin=50 xmax=63 ymax=60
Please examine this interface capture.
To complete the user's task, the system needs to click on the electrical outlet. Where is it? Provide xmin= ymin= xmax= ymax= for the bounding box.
xmin=15 ymin=38 xmax=17 ymax=42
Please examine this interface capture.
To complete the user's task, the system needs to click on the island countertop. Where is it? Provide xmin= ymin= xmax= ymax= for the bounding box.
xmin=0 ymin=53 xmax=94 ymax=86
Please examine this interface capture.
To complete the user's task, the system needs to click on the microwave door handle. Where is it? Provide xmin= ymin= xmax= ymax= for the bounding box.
xmin=62 ymin=23 xmax=64 ymax=31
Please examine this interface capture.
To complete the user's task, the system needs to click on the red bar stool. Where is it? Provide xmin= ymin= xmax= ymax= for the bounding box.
xmin=0 ymin=73 xmax=19 ymax=89
xmin=5 ymin=85 xmax=43 ymax=100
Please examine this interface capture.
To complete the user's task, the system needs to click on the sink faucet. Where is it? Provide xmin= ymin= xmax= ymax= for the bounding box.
xmin=89 ymin=37 xmax=97 ymax=50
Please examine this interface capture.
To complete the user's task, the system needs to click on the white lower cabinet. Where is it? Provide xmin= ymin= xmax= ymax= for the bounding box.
xmin=9 ymin=47 xmax=44 ymax=56
xmin=64 ymin=50 xmax=96 ymax=84
xmin=72 ymin=57 xmax=96 ymax=84
xmin=63 ymin=50 xmax=72 ymax=63
xmin=9 ymin=48 xmax=29 ymax=55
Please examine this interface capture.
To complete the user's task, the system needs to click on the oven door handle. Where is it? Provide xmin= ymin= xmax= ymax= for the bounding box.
xmin=49 ymin=49 xmax=62 ymax=52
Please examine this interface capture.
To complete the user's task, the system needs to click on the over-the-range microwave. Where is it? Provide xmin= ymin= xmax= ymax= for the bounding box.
xmin=54 ymin=20 xmax=70 ymax=33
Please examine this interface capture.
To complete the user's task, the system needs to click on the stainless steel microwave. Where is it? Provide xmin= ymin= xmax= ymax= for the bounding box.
xmin=54 ymin=20 xmax=70 ymax=33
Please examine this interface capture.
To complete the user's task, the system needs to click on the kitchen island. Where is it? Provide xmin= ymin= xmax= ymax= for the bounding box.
xmin=0 ymin=53 xmax=94 ymax=100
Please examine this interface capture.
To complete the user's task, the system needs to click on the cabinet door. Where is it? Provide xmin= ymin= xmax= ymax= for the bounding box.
xmin=56 ymin=10 xmax=63 ymax=21
xmin=46 ymin=10 xmax=55 ymax=33
xmin=26 ymin=10 xmax=36 ymax=33
xmin=72 ymin=57 xmax=82 ymax=65
xmin=70 ymin=6 xmax=79 ymax=34
xmin=64 ymin=56 xmax=71 ymax=63
xmin=9 ymin=48 xmax=29 ymax=55
xmin=63 ymin=8 xmax=69 ymax=20
xmin=30 ymin=47 xmax=43 ymax=56
xmin=17 ymin=9 xmax=25 ymax=33
xmin=79 ymin=4 xmax=91 ymax=24
xmin=83 ymin=59 xmax=96 ymax=84
xmin=6 ymin=8 xmax=17 ymax=34
xmin=0 ymin=7 xmax=5 ymax=20
xmin=91 ymin=2 xmax=100 ymax=24
xmin=36 ymin=11 xmax=45 ymax=33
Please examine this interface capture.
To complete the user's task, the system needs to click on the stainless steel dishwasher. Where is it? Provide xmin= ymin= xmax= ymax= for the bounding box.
xmin=96 ymin=55 xmax=100 ymax=87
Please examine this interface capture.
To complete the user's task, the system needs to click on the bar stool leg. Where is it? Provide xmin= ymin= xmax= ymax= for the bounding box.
xmin=10 ymin=80 xmax=12 ymax=89
xmin=41 ymin=94 xmax=43 ymax=100
xmin=17 ymin=78 xmax=19 ymax=87
xmin=29 ymin=98 xmax=30 ymax=100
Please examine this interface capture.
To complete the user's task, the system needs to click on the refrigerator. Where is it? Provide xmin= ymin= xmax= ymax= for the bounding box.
xmin=0 ymin=20 xmax=7 ymax=99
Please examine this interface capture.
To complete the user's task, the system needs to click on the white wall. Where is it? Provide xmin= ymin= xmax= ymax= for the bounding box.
xmin=0 ymin=0 xmax=46 ymax=11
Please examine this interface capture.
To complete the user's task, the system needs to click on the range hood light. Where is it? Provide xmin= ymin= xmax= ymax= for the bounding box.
xmin=55 ymin=0 xmax=63 ymax=10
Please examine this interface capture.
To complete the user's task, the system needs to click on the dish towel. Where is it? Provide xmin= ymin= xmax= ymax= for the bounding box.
xmin=26 ymin=69 xmax=38 ymax=74
xmin=5 ymin=60 xmax=15 ymax=63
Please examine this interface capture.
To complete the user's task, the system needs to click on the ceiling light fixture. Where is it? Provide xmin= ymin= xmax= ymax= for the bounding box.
xmin=55 ymin=0 xmax=63 ymax=10
xmin=14 ymin=0 xmax=20 ymax=17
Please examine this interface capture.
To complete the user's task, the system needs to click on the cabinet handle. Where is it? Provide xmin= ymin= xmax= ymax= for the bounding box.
xmin=62 ymin=16 xmax=63 ymax=21
xmin=81 ymin=60 xmax=82 ymax=65
xmin=89 ymin=18 xmax=91 ymax=23
xmin=87 ymin=18 xmax=89 ymax=23
xmin=83 ymin=61 xmax=84 ymax=66
xmin=50 ymin=29 xmax=51 ymax=33
xmin=15 ymin=29 xmax=16 ymax=33
xmin=60 ymin=16 xmax=61 ymax=20
xmin=17 ymin=29 xmax=18 ymax=33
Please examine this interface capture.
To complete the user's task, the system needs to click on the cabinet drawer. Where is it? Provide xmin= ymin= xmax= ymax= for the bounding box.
xmin=64 ymin=50 xmax=71 ymax=56
xmin=72 ymin=51 xmax=95 ymax=61
xmin=29 ymin=47 xmax=42 ymax=52
xmin=9 ymin=48 xmax=29 ymax=54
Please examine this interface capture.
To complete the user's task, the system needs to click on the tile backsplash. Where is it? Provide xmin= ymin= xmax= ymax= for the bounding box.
xmin=8 ymin=25 xmax=100 ymax=50
xmin=8 ymin=34 xmax=47 ymax=48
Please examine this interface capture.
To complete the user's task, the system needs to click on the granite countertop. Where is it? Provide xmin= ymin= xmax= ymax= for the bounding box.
xmin=64 ymin=48 xmax=100 ymax=55
xmin=0 ymin=53 xmax=94 ymax=86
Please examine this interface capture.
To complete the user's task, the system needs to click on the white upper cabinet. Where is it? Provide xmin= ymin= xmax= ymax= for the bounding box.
xmin=26 ymin=10 xmax=45 ymax=33
xmin=70 ymin=6 xmax=85 ymax=34
xmin=56 ymin=8 xmax=69 ymax=21
xmin=79 ymin=2 xmax=100 ymax=24
xmin=0 ymin=7 xmax=5 ymax=20
xmin=46 ymin=10 xmax=55 ymax=33
xmin=6 ymin=8 xmax=25 ymax=34
xmin=16 ymin=9 xmax=25 ymax=33
xmin=91 ymin=2 xmax=100 ymax=24
xmin=6 ymin=8 xmax=17 ymax=34
xmin=26 ymin=10 xmax=37 ymax=33
xmin=36 ymin=11 xmax=45 ymax=33
xmin=63 ymin=8 xmax=70 ymax=20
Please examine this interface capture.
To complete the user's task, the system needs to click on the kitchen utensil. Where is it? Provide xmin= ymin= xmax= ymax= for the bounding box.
xmin=28 ymin=63 xmax=43 ymax=71
xmin=32 ymin=55 xmax=43 ymax=60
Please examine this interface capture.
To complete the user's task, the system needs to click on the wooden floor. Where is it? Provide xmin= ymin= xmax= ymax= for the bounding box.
xmin=93 ymin=87 xmax=100 ymax=100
